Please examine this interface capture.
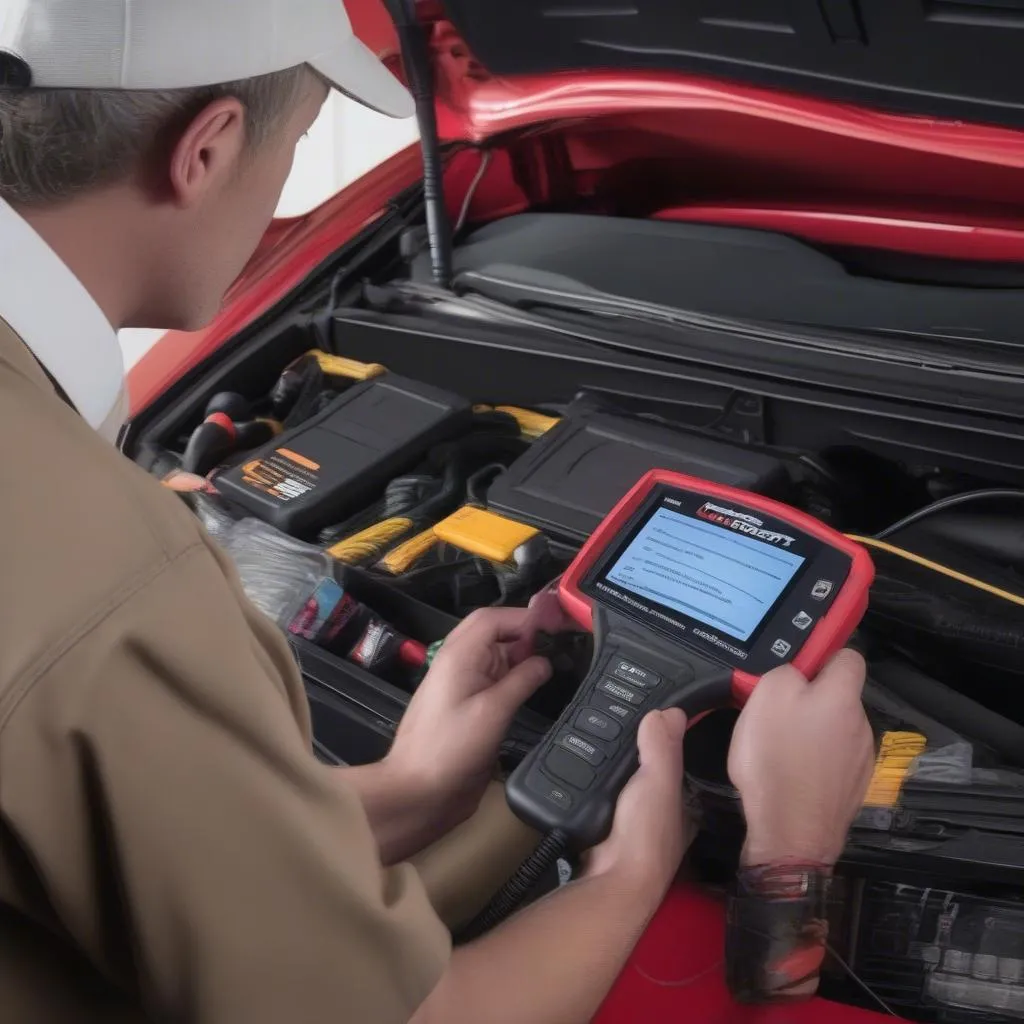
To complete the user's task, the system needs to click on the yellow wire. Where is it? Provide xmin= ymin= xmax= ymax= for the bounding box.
xmin=846 ymin=534 xmax=1024 ymax=608
xmin=327 ymin=517 xmax=414 ymax=565
xmin=863 ymin=731 xmax=928 ymax=808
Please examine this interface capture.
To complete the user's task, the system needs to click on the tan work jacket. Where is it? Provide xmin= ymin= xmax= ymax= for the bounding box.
xmin=0 ymin=318 xmax=451 ymax=1022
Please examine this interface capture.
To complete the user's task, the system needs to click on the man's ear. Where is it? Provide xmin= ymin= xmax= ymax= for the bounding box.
xmin=168 ymin=98 xmax=247 ymax=207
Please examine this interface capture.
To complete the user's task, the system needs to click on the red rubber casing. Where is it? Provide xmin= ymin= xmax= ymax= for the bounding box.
xmin=559 ymin=469 xmax=874 ymax=705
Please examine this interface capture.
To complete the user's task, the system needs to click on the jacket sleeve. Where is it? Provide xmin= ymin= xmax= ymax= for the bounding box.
xmin=1 ymin=539 xmax=450 ymax=1024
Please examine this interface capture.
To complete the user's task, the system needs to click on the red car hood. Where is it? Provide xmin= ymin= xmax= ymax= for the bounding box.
xmin=398 ymin=0 xmax=1024 ymax=136
xmin=127 ymin=0 xmax=1024 ymax=414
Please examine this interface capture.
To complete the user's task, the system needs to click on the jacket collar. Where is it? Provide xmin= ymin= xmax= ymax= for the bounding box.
xmin=0 ymin=199 xmax=127 ymax=442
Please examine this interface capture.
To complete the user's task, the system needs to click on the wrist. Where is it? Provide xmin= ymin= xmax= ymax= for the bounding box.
xmin=741 ymin=830 xmax=840 ymax=872
xmin=584 ymin=852 xmax=678 ymax=916
xmin=377 ymin=752 xmax=446 ymax=813
xmin=379 ymin=750 xmax=487 ymax=835
xmin=340 ymin=757 xmax=454 ymax=865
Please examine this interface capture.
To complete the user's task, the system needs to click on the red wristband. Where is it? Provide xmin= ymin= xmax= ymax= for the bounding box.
xmin=737 ymin=861 xmax=834 ymax=898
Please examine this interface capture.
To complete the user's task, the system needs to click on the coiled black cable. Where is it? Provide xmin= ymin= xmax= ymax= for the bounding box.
xmin=456 ymin=829 xmax=569 ymax=944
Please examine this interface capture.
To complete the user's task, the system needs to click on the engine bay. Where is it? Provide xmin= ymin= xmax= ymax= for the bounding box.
xmin=129 ymin=208 xmax=1024 ymax=1021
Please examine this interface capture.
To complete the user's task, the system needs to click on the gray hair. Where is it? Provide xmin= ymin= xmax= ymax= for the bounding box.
xmin=0 ymin=65 xmax=309 ymax=206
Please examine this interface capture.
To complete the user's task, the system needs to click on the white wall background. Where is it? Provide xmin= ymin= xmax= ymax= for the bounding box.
xmin=119 ymin=96 xmax=419 ymax=368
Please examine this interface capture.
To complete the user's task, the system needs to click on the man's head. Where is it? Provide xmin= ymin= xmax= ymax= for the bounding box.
xmin=0 ymin=68 xmax=330 ymax=331
xmin=0 ymin=0 xmax=413 ymax=331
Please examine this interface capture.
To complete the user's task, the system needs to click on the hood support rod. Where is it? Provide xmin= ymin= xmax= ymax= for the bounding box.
xmin=390 ymin=0 xmax=454 ymax=290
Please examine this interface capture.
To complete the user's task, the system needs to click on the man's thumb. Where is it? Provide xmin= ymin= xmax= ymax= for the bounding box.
xmin=637 ymin=708 xmax=687 ymax=781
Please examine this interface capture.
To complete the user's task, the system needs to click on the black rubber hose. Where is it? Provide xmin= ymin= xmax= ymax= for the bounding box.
xmin=872 ymin=659 xmax=1024 ymax=767
xmin=390 ymin=0 xmax=454 ymax=289
xmin=181 ymin=421 xmax=236 ymax=476
xmin=876 ymin=489 xmax=1024 ymax=540
xmin=456 ymin=829 xmax=568 ymax=944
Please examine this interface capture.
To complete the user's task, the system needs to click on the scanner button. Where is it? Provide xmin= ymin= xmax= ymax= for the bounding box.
xmin=525 ymin=768 xmax=574 ymax=810
xmin=612 ymin=659 xmax=660 ymax=688
xmin=576 ymin=708 xmax=622 ymax=742
xmin=543 ymin=785 xmax=573 ymax=811
xmin=598 ymin=678 xmax=645 ymax=705
xmin=592 ymin=693 xmax=636 ymax=722
xmin=545 ymin=747 xmax=596 ymax=790
xmin=560 ymin=733 xmax=606 ymax=766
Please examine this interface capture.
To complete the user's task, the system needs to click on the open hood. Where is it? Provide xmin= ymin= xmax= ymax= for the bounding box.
xmin=433 ymin=0 xmax=1024 ymax=130
xmin=127 ymin=0 xmax=1024 ymax=415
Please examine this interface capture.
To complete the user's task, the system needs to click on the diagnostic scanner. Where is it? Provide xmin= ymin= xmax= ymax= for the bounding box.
xmin=506 ymin=469 xmax=875 ymax=850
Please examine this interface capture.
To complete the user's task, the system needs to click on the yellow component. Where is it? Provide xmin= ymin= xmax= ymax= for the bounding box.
xmin=377 ymin=528 xmax=442 ymax=575
xmin=494 ymin=406 xmax=561 ymax=440
xmin=327 ymin=517 xmax=414 ymax=565
xmin=433 ymin=506 xmax=540 ymax=564
xmin=308 ymin=350 xmax=387 ymax=381
xmin=473 ymin=404 xmax=494 ymax=414
xmin=862 ymin=731 xmax=928 ymax=808
xmin=845 ymin=535 xmax=1024 ymax=608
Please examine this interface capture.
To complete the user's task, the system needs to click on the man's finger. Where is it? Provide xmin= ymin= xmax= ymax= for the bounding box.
xmin=817 ymin=648 xmax=867 ymax=698
xmin=760 ymin=662 xmax=810 ymax=689
xmin=444 ymin=606 xmax=538 ymax=649
xmin=636 ymin=709 xmax=687 ymax=784
xmin=443 ymin=592 xmax=578 ymax=665
xmin=508 ymin=590 xmax=576 ymax=663
xmin=661 ymin=707 xmax=688 ymax=744
xmin=491 ymin=655 xmax=553 ymax=711
xmin=528 ymin=588 xmax=577 ymax=633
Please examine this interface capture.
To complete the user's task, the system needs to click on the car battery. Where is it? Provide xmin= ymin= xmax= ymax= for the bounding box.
xmin=486 ymin=401 xmax=790 ymax=543
xmin=215 ymin=375 xmax=472 ymax=537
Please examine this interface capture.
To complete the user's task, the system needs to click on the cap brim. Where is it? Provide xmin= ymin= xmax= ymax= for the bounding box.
xmin=309 ymin=35 xmax=414 ymax=119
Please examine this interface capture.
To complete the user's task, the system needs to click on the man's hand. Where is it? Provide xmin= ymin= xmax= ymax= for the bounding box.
xmin=387 ymin=591 xmax=574 ymax=831
xmin=584 ymin=707 xmax=692 ymax=904
xmin=413 ymin=707 xmax=692 ymax=1024
xmin=728 ymin=649 xmax=876 ymax=868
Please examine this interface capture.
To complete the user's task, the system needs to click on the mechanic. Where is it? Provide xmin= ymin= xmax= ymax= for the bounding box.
xmin=0 ymin=1 xmax=877 ymax=1022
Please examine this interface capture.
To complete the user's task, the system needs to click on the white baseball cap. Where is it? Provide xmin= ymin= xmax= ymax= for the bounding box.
xmin=0 ymin=0 xmax=414 ymax=117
